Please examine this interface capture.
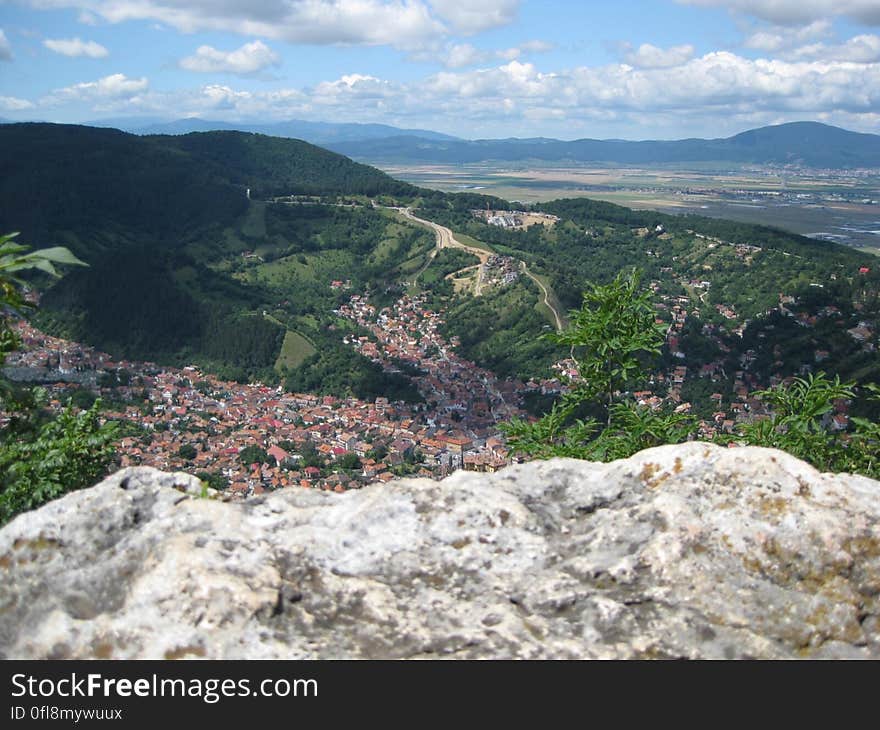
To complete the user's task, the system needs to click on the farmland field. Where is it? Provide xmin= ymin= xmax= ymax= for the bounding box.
xmin=381 ymin=162 xmax=880 ymax=254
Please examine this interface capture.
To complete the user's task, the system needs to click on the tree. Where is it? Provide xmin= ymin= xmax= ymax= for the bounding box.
xmin=336 ymin=452 xmax=361 ymax=471
xmin=502 ymin=270 xmax=695 ymax=460
xmin=239 ymin=445 xmax=270 ymax=466
xmin=552 ymin=270 xmax=667 ymax=424
xmin=1 ymin=232 xmax=118 ymax=525
xmin=177 ymin=443 xmax=198 ymax=461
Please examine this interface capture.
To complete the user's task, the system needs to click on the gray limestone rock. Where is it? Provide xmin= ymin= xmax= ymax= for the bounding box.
xmin=0 ymin=442 xmax=878 ymax=659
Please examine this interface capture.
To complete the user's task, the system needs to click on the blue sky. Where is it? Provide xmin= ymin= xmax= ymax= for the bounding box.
xmin=1 ymin=0 xmax=879 ymax=139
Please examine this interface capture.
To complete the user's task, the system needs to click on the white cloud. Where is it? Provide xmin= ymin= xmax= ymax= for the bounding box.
xmin=77 ymin=10 xmax=99 ymax=26
xmin=180 ymin=41 xmax=279 ymax=75
xmin=428 ymin=0 xmax=520 ymax=34
xmin=17 ymin=1 xmax=473 ymax=50
xmin=443 ymin=43 xmax=489 ymax=68
xmin=743 ymin=19 xmax=830 ymax=51
xmin=621 ymin=43 xmax=695 ymax=69
xmin=680 ymin=1 xmax=880 ymax=26
xmin=198 ymin=84 xmax=253 ymax=110
xmin=51 ymin=73 xmax=149 ymax=102
xmin=415 ymin=39 xmax=554 ymax=69
xmin=789 ymin=34 xmax=880 ymax=63
xmin=0 ymin=96 xmax=34 ymax=111
xmin=15 ymin=47 xmax=880 ymax=138
xmin=0 ymin=29 xmax=12 ymax=61
xmin=519 ymin=39 xmax=554 ymax=54
xmin=44 ymin=37 xmax=109 ymax=58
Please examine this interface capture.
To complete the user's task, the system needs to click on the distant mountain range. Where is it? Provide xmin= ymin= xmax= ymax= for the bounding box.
xmin=86 ymin=116 xmax=460 ymax=144
xmin=325 ymin=122 xmax=880 ymax=169
xmin=6 ymin=116 xmax=876 ymax=168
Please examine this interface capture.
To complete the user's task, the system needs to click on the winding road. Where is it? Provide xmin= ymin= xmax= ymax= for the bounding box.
xmin=520 ymin=261 xmax=564 ymax=332
xmin=397 ymin=207 xmax=564 ymax=331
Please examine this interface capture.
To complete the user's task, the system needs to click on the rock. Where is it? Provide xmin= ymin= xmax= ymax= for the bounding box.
xmin=1 ymin=442 xmax=878 ymax=659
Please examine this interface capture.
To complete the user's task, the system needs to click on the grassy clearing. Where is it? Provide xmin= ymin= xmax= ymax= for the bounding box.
xmin=451 ymin=231 xmax=493 ymax=252
xmin=275 ymin=330 xmax=317 ymax=372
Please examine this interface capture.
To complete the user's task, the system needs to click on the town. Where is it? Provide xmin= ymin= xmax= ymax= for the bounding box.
xmin=2 ymin=234 xmax=875 ymax=498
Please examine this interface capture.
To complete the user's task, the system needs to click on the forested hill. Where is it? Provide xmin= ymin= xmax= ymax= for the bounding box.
xmin=328 ymin=121 xmax=880 ymax=168
xmin=0 ymin=123 xmax=416 ymax=247
xmin=0 ymin=123 xmax=423 ymax=386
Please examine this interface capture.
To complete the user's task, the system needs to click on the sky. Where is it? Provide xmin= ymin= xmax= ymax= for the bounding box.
xmin=1 ymin=0 xmax=879 ymax=140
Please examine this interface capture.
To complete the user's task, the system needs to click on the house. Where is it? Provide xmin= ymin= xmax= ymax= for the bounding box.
xmin=267 ymin=444 xmax=291 ymax=466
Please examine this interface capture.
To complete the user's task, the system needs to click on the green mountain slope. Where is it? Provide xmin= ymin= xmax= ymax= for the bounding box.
xmin=2 ymin=121 xmax=876 ymax=404
xmin=0 ymin=123 xmax=427 ymax=387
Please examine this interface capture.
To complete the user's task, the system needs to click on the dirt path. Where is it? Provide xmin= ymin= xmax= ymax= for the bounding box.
xmin=520 ymin=262 xmax=564 ymax=332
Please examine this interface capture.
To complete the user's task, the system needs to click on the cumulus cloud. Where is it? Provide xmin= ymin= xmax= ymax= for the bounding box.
xmin=51 ymin=73 xmax=149 ymax=101
xmin=43 ymin=37 xmax=109 ymax=58
xmin=0 ymin=96 xmax=34 ymax=111
xmin=198 ymin=84 xmax=254 ymax=110
xmin=442 ymin=43 xmax=489 ymax=68
xmin=680 ymin=0 xmax=880 ymax=26
xmin=14 ymin=0 xmax=518 ymax=49
xmin=0 ymin=29 xmax=12 ymax=61
xmin=428 ymin=0 xmax=520 ymax=34
xmin=743 ymin=19 xmax=830 ymax=52
xmin=620 ymin=43 xmax=695 ymax=69
xmin=17 ymin=49 xmax=880 ymax=137
xmin=414 ymin=39 xmax=553 ymax=68
xmin=180 ymin=40 xmax=279 ymax=75
xmin=789 ymin=34 xmax=880 ymax=63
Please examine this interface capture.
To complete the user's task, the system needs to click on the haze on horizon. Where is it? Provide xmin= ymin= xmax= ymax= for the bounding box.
xmin=1 ymin=0 xmax=879 ymax=141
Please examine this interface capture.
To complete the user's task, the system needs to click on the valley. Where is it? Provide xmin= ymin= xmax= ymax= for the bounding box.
xmin=1 ymin=122 xmax=879 ymax=500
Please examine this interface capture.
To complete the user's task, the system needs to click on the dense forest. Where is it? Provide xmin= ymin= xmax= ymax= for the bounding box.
xmin=0 ymin=123 xmax=428 ymax=383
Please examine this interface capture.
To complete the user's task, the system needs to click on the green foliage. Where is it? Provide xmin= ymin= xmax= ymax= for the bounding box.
xmin=586 ymin=402 xmax=696 ymax=461
xmin=551 ymin=270 xmax=667 ymax=420
xmin=1 ymin=232 xmax=86 ymax=368
xmin=336 ymin=452 xmax=361 ymax=471
xmin=0 ymin=233 xmax=118 ymax=525
xmin=0 ymin=398 xmax=118 ymax=525
xmin=502 ymin=404 xmax=600 ymax=460
xmin=177 ymin=443 xmax=198 ymax=461
xmin=440 ymin=278 xmax=562 ymax=380
xmin=239 ymin=445 xmax=270 ymax=466
xmin=735 ymin=373 xmax=880 ymax=478
xmin=285 ymin=344 xmax=423 ymax=403
xmin=0 ymin=125 xmax=427 ymax=388
xmin=502 ymin=272 xmax=691 ymax=460
xmin=195 ymin=471 xmax=229 ymax=492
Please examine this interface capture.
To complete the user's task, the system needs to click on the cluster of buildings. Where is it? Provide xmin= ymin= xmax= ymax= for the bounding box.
xmin=3 ymin=294 xmax=528 ymax=497
xmin=481 ymin=255 xmax=520 ymax=288
xmin=472 ymin=208 xmax=559 ymax=230
xmin=338 ymin=293 xmax=525 ymax=427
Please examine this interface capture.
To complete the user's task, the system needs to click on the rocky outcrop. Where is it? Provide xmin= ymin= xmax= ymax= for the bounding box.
xmin=1 ymin=442 xmax=878 ymax=659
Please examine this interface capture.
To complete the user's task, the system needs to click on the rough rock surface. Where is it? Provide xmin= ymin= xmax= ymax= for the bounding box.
xmin=1 ymin=443 xmax=879 ymax=659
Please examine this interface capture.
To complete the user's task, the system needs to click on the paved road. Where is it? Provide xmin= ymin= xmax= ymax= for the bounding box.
xmin=398 ymin=207 xmax=491 ymax=296
xmin=396 ymin=206 xmax=564 ymax=331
